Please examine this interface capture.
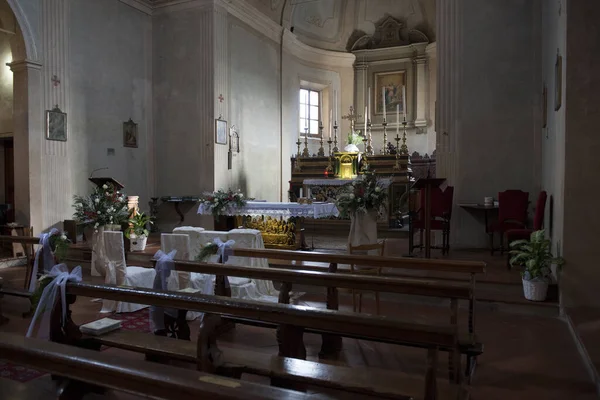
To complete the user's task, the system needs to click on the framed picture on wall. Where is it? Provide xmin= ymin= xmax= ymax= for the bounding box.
xmin=46 ymin=105 xmax=67 ymax=141
xmin=123 ymin=118 xmax=138 ymax=148
xmin=374 ymin=70 xmax=406 ymax=115
xmin=554 ymin=50 xmax=562 ymax=111
xmin=215 ymin=118 xmax=227 ymax=145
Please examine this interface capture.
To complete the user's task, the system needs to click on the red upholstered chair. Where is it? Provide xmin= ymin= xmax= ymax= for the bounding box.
xmin=410 ymin=186 xmax=454 ymax=254
xmin=505 ymin=191 xmax=547 ymax=265
xmin=488 ymin=190 xmax=529 ymax=255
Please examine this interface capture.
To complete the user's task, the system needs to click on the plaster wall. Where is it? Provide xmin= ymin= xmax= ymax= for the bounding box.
xmin=70 ymin=0 xmax=153 ymax=214
xmin=452 ymin=0 xmax=541 ymax=247
xmin=0 ymin=34 xmax=12 ymax=135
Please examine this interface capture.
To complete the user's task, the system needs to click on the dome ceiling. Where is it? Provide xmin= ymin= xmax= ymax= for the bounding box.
xmin=283 ymin=0 xmax=435 ymax=52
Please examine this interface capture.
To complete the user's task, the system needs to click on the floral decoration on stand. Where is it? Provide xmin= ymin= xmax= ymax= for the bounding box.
xmin=49 ymin=232 xmax=72 ymax=263
xmin=199 ymin=189 xmax=248 ymax=220
xmin=335 ymin=169 xmax=388 ymax=218
xmin=72 ymin=183 xmax=130 ymax=230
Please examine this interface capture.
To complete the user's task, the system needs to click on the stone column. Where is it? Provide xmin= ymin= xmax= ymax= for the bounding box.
xmin=413 ymin=56 xmax=428 ymax=127
xmin=9 ymin=60 xmax=43 ymax=232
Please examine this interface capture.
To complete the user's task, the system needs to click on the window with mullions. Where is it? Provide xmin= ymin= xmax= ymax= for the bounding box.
xmin=299 ymin=88 xmax=320 ymax=136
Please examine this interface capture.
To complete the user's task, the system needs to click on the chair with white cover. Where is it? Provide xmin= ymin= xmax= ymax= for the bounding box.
xmin=172 ymin=226 xmax=205 ymax=259
xmin=160 ymin=233 xmax=192 ymax=290
xmin=101 ymin=231 xmax=156 ymax=314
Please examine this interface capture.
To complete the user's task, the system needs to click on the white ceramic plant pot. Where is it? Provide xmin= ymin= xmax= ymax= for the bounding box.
xmin=522 ymin=278 xmax=548 ymax=301
xmin=130 ymin=235 xmax=148 ymax=252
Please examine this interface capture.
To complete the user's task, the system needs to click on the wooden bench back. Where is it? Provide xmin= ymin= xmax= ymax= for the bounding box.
xmin=0 ymin=332 xmax=326 ymax=400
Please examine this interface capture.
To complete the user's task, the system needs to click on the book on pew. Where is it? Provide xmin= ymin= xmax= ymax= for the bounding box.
xmin=80 ymin=318 xmax=122 ymax=336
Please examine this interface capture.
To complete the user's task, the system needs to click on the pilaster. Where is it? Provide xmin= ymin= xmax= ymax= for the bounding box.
xmin=413 ymin=56 xmax=428 ymax=127
xmin=353 ymin=62 xmax=368 ymax=128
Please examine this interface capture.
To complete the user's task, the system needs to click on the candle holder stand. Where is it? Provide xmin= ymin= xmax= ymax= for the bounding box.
xmin=295 ymin=138 xmax=302 ymax=171
xmin=366 ymin=120 xmax=373 ymax=155
xmin=333 ymin=122 xmax=339 ymax=153
xmin=400 ymin=119 xmax=409 ymax=155
xmin=393 ymin=134 xmax=401 ymax=170
xmin=302 ymin=127 xmax=310 ymax=158
xmin=317 ymin=124 xmax=325 ymax=156
xmin=382 ymin=119 xmax=388 ymax=155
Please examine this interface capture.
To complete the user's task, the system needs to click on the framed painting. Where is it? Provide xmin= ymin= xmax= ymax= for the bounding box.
xmin=215 ymin=118 xmax=227 ymax=145
xmin=46 ymin=105 xmax=67 ymax=141
xmin=123 ymin=118 xmax=138 ymax=148
xmin=374 ymin=70 xmax=406 ymax=115
xmin=554 ymin=51 xmax=562 ymax=111
xmin=542 ymin=84 xmax=548 ymax=128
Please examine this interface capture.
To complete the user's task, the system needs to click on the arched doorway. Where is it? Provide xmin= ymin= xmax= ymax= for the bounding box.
xmin=0 ymin=0 xmax=42 ymax=233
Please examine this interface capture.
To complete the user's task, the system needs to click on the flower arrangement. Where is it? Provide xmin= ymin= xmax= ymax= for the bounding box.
xmin=72 ymin=183 xmax=129 ymax=229
xmin=509 ymin=230 xmax=565 ymax=282
xmin=196 ymin=243 xmax=219 ymax=262
xmin=199 ymin=189 xmax=248 ymax=219
xmin=347 ymin=131 xmax=363 ymax=146
xmin=49 ymin=231 xmax=71 ymax=262
xmin=335 ymin=169 xmax=388 ymax=218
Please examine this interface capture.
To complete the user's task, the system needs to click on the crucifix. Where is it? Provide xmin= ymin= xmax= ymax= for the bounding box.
xmin=341 ymin=106 xmax=361 ymax=142
xmin=51 ymin=75 xmax=61 ymax=87
xmin=218 ymin=94 xmax=224 ymax=103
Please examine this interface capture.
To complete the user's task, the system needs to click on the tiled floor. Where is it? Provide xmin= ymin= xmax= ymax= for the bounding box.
xmin=0 ymin=236 xmax=597 ymax=399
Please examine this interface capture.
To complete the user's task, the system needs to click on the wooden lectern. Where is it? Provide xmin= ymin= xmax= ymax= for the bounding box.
xmin=88 ymin=177 xmax=124 ymax=190
xmin=411 ymin=178 xmax=446 ymax=258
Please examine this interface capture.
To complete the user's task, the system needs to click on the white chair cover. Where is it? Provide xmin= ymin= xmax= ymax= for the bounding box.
xmin=101 ymin=231 xmax=156 ymax=314
xmin=160 ymin=233 xmax=191 ymax=290
xmin=172 ymin=226 xmax=205 ymax=259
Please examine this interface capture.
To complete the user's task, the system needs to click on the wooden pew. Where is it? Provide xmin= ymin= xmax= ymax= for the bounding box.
xmin=124 ymin=251 xmax=482 ymax=380
xmin=57 ymin=281 xmax=468 ymax=400
xmin=0 ymin=332 xmax=343 ymax=400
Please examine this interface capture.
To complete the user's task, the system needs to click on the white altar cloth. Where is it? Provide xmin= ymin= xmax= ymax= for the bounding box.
xmin=303 ymin=179 xmax=354 ymax=186
xmin=197 ymin=201 xmax=339 ymax=219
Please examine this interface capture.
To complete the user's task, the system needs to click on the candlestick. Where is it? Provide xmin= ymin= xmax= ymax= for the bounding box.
xmin=366 ymin=119 xmax=373 ymax=155
xmin=334 ymin=90 xmax=338 ymax=123
xmin=364 ymin=106 xmax=368 ymax=135
xmin=329 ymin=109 xmax=333 ymax=139
xmin=302 ymin=127 xmax=310 ymax=157
xmin=382 ymin=118 xmax=388 ymax=155
xmin=333 ymin=122 xmax=339 ymax=153
xmin=295 ymin=138 xmax=302 ymax=171
xmin=327 ymin=138 xmax=333 ymax=157
xmin=382 ymin=87 xmax=387 ymax=121
xmin=326 ymin=138 xmax=334 ymax=175
xmin=393 ymin=130 xmax=401 ymax=171
xmin=396 ymin=103 xmax=400 ymax=136
xmin=367 ymin=87 xmax=371 ymax=120
xmin=400 ymin=117 xmax=409 ymax=155
xmin=318 ymin=122 xmax=325 ymax=156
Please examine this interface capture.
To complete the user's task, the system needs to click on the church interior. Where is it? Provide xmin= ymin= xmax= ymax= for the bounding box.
xmin=1 ymin=0 xmax=600 ymax=399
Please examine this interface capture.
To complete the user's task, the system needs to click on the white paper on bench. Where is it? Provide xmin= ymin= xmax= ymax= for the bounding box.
xmin=80 ymin=318 xmax=122 ymax=336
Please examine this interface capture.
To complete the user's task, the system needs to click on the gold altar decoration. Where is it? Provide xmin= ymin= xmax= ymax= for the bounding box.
xmin=242 ymin=215 xmax=300 ymax=249
xmin=334 ymin=152 xmax=359 ymax=179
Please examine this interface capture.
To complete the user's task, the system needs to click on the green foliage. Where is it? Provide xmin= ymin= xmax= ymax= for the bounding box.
xmin=48 ymin=232 xmax=71 ymax=262
xmin=126 ymin=212 xmax=153 ymax=239
xmin=347 ymin=131 xmax=363 ymax=146
xmin=509 ymin=230 xmax=565 ymax=282
xmin=196 ymin=243 xmax=219 ymax=262
xmin=72 ymin=183 xmax=129 ymax=228
xmin=30 ymin=275 xmax=54 ymax=311
xmin=335 ymin=169 xmax=388 ymax=218
xmin=199 ymin=189 xmax=249 ymax=220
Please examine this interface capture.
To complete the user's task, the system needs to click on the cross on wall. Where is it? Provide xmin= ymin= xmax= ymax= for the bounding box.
xmin=51 ymin=75 xmax=61 ymax=87
xmin=218 ymin=94 xmax=224 ymax=103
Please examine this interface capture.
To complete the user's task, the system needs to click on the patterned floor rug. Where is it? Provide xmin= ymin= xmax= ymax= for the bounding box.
xmin=0 ymin=309 xmax=151 ymax=382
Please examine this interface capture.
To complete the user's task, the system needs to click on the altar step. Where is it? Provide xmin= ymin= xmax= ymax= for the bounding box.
xmin=303 ymin=218 xmax=409 ymax=238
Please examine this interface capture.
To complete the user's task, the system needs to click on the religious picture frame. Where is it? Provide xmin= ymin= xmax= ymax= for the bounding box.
xmin=374 ymin=70 xmax=406 ymax=115
xmin=215 ymin=118 xmax=227 ymax=145
xmin=554 ymin=51 xmax=562 ymax=111
xmin=542 ymin=84 xmax=548 ymax=128
xmin=46 ymin=105 xmax=67 ymax=141
xmin=123 ymin=118 xmax=138 ymax=148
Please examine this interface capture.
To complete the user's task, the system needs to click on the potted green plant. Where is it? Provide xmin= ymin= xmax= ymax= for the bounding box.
xmin=126 ymin=212 xmax=153 ymax=251
xmin=509 ymin=230 xmax=564 ymax=301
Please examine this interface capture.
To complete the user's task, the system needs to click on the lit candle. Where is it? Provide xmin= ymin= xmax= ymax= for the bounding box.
xmin=382 ymin=87 xmax=387 ymax=121
xmin=402 ymin=85 xmax=407 ymax=119
xmin=396 ymin=104 xmax=400 ymax=135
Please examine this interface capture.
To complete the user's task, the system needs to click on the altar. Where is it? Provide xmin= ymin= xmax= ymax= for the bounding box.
xmin=198 ymin=201 xmax=339 ymax=250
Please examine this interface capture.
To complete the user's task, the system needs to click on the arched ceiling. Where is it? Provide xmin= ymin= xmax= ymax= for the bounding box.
xmin=282 ymin=0 xmax=436 ymax=52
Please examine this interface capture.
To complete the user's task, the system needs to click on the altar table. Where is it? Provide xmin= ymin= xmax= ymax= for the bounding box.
xmin=197 ymin=201 xmax=339 ymax=249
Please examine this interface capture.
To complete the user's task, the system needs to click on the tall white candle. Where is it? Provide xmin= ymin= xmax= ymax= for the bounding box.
xmin=334 ymin=90 xmax=338 ymax=123
xmin=382 ymin=87 xmax=387 ymax=120
xmin=402 ymin=85 xmax=407 ymax=118
xmin=329 ymin=109 xmax=333 ymax=139
xmin=305 ymin=102 xmax=308 ymax=129
xmin=367 ymin=87 xmax=371 ymax=120
xmin=396 ymin=104 xmax=400 ymax=135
